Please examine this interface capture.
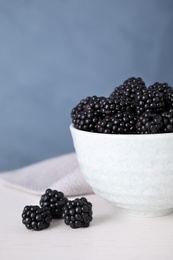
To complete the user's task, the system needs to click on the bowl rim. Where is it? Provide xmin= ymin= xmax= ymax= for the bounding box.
xmin=70 ymin=124 xmax=173 ymax=138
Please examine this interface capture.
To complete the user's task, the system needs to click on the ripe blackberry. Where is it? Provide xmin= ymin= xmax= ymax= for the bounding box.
xmin=40 ymin=189 xmax=68 ymax=219
xmin=71 ymin=96 xmax=104 ymax=132
xmin=148 ymin=82 xmax=172 ymax=94
xmin=135 ymin=88 xmax=166 ymax=115
xmin=110 ymin=77 xmax=146 ymax=113
xmin=135 ymin=88 xmax=149 ymax=115
xmin=109 ymin=93 xmax=134 ymax=113
xmin=99 ymin=97 xmax=117 ymax=117
xmin=97 ymin=111 xmax=136 ymax=134
xmin=136 ymin=111 xmax=163 ymax=134
xmin=111 ymin=77 xmax=146 ymax=97
xmin=166 ymin=88 xmax=173 ymax=107
xmin=22 ymin=205 xmax=52 ymax=231
xmin=109 ymin=84 xmax=123 ymax=98
xmin=96 ymin=117 xmax=114 ymax=134
xmin=62 ymin=197 xmax=93 ymax=228
xmin=99 ymin=96 xmax=132 ymax=117
xmin=71 ymin=96 xmax=103 ymax=117
xmin=161 ymin=108 xmax=173 ymax=133
xmin=123 ymin=76 xmax=146 ymax=89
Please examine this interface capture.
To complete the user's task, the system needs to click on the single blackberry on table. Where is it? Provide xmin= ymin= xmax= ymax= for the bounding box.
xmin=136 ymin=111 xmax=163 ymax=134
xmin=40 ymin=189 xmax=68 ymax=219
xmin=71 ymin=96 xmax=104 ymax=132
xmin=22 ymin=205 xmax=52 ymax=231
xmin=97 ymin=111 xmax=136 ymax=134
xmin=161 ymin=108 xmax=173 ymax=133
xmin=62 ymin=197 xmax=93 ymax=228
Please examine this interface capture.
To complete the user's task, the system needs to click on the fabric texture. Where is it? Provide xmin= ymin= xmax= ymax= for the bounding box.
xmin=0 ymin=153 xmax=93 ymax=196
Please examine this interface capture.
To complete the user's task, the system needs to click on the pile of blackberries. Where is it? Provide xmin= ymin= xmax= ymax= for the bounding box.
xmin=71 ymin=77 xmax=173 ymax=134
xmin=21 ymin=189 xmax=93 ymax=231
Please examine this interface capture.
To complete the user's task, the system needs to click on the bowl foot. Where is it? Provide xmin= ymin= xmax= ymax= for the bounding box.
xmin=119 ymin=207 xmax=173 ymax=218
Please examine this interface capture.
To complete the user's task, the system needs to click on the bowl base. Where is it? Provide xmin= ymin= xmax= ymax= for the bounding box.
xmin=118 ymin=207 xmax=173 ymax=218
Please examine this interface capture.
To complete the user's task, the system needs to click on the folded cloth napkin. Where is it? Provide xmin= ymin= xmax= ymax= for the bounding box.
xmin=0 ymin=153 xmax=93 ymax=196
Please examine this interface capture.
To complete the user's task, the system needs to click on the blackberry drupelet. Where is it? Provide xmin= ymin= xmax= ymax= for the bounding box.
xmin=136 ymin=111 xmax=163 ymax=134
xmin=22 ymin=205 xmax=52 ymax=231
xmin=62 ymin=197 xmax=93 ymax=228
xmin=40 ymin=189 xmax=68 ymax=219
xmin=71 ymin=96 xmax=104 ymax=132
xmin=97 ymin=111 xmax=136 ymax=134
xmin=161 ymin=108 xmax=173 ymax=133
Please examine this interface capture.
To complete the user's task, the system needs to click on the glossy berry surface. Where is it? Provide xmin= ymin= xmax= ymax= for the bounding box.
xmin=136 ymin=111 xmax=163 ymax=134
xmin=40 ymin=189 xmax=68 ymax=219
xmin=22 ymin=205 xmax=52 ymax=231
xmin=62 ymin=197 xmax=93 ymax=228
xmin=71 ymin=96 xmax=104 ymax=132
xmin=71 ymin=77 xmax=173 ymax=134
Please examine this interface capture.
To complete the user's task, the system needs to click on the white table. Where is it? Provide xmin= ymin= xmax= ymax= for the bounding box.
xmin=0 ymin=182 xmax=173 ymax=260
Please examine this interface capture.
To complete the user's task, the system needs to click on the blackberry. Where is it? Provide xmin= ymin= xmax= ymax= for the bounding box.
xmin=22 ymin=205 xmax=52 ymax=231
xmin=40 ymin=189 xmax=68 ymax=219
xmin=110 ymin=77 xmax=146 ymax=112
xmin=99 ymin=96 xmax=132 ymax=117
xmin=123 ymin=76 xmax=146 ymax=90
xmin=71 ymin=96 xmax=103 ymax=118
xmin=148 ymin=82 xmax=172 ymax=110
xmin=62 ymin=197 xmax=93 ymax=228
xmin=135 ymin=88 xmax=166 ymax=115
xmin=71 ymin=96 xmax=104 ymax=132
xmin=99 ymin=97 xmax=117 ymax=117
xmin=97 ymin=111 xmax=136 ymax=134
xmin=96 ymin=117 xmax=114 ymax=134
xmin=161 ymin=108 xmax=173 ymax=133
xmin=166 ymin=88 xmax=173 ymax=107
xmin=136 ymin=111 xmax=163 ymax=134
xmin=148 ymin=82 xmax=172 ymax=94
xmin=135 ymin=88 xmax=149 ymax=115
xmin=109 ymin=84 xmax=123 ymax=98
xmin=109 ymin=93 xmax=134 ymax=113
xmin=111 ymin=77 xmax=146 ymax=97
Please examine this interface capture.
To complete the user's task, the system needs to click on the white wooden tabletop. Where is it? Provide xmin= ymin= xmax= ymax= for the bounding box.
xmin=0 ymin=182 xmax=173 ymax=260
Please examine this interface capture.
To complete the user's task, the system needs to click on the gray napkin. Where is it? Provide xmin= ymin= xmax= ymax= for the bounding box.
xmin=0 ymin=153 xmax=93 ymax=196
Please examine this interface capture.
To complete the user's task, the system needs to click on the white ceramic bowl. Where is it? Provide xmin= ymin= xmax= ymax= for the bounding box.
xmin=70 ymin=124 xmax=173 ymax=217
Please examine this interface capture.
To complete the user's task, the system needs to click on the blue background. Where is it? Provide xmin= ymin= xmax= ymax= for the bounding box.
xmin=0 ymin=0 xmax=172 ymax=171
